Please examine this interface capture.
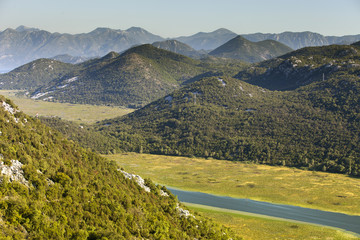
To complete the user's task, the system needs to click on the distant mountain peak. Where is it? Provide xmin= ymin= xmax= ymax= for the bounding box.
xmin=212 ymin=28 xmax=236 ymax=34
xmin=126 ymin=26 xmax=148 ymax=33
xmin=15 ymin=25 xmax=40 ymax=32
xmin=209 ymin=35 xmax=292 ymax=62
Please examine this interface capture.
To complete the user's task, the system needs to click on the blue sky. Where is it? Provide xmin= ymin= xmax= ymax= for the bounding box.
xmin=0 ymin=0 xmax=359 ymax=37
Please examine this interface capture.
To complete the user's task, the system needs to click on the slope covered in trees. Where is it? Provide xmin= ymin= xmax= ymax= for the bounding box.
xmin=0 ymin=95 xmax=240 ymax=239
xmin=94 ymin=73 xmax=360 ymax=176
xmin=235 ymin=42 xmax=360 ymax=90
xmin=0 ymin=59 xmax=75 ymax=90
xmin=1 ymin=44 xmax=248 ymax=108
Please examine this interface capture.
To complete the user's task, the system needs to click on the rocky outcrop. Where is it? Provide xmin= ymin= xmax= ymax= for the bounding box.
xmin=119 ymin=170 xmax=151 ymax=192
xmin=176 ymin=203 xmax=195 ymax=218
xmin=0 ymin=159 xmax=29 ymax=187
xmin=119 ymin=169 xmax=169 ymax=196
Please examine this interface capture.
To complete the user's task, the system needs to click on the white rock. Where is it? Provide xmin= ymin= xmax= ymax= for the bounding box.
xmin=2 ymin=101 xmax=18 ymax=115
xmin=176 ymin=203 xmax=195 ymax=218
xmin=0 ymin=160 xmax=29 ymax=187
xmin=119 ymin=170 xmax=150 ymax=192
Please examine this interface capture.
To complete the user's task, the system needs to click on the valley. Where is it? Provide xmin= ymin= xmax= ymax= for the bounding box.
xmin=106 ymin=153 xmax=360 ymax=215
xmin=1 ymin=25 xmax=360 ymax=239
xmin=1 ymin=87 xmax=359 ymax=239
xmin=0 ymin=90 xmax=134 ymax=124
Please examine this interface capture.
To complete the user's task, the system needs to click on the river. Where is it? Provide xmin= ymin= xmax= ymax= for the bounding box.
xmin=168 ymin=187 xmax=360 ymax=235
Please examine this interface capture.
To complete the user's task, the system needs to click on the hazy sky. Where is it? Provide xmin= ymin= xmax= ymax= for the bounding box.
xmin=0 ymin=0 xmax=359 ymax=37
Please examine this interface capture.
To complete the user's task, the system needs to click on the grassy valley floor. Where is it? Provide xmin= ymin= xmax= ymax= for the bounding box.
xmin=106 ymin=153 xmax=360 ymax=239
xmin=106 ymin=153 xmax=360 ymax=215
xmin=187 ymin=204 xmax=359 ymax=240
xmin=0 ymin=90 xmax=134 ymax=124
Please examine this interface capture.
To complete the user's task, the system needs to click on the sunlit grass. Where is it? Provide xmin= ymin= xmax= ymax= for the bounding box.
xmin=0 ymin=90 xmax=134 ymax=124
xmin=186 ymin=203 xmax=359 ymax=240
xmin=107 ymin=152 xmax=360 ymax=215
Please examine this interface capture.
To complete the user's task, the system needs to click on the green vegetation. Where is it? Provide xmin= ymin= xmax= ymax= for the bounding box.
xmin=0 ymin=59 xmax=75 ymax=90
xmin=236 ymin=43 xmax=360 ymax=90
xmin=152 ymin=40 xmax=203 ymax=59
xmin=0 ymin=44 xmax=248 ymax=108
xmin=0 ymin=96 xmax=240 ymax=239
xmin=0 ymin=90 xmax=133 ymax=124
xmin=106 ymin=153 xmax=360 ymax=215
xmin=209 ymin=35 xmax=293 ymax=62
xmin=187 ymin=204 xmax=359 ymax=240
xmin=97 ymin=73 xmax=360 ymax=176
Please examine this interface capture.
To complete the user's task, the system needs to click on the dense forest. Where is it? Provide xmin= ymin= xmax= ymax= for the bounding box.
xmin=91 ymin=74 xmax=359 ymax=176
xmin=38 ymin=43 xmax=360 ymax=177
xmin=0 ymin=96 xmax=240 ymax=239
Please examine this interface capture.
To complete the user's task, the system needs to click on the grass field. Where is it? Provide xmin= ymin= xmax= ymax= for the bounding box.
xmin=0 ymin=90 xmax=134 ymax=124
xmin=186 ymin=203 xmax=359 ymax=240
xmin=106 ymin=152 xmax=360 ymax=216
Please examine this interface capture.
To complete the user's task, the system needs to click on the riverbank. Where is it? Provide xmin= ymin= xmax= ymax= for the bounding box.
xmin=106 ymin=152 xmax=360 ymax=215
xmin=168 ymin=187 xmax=360 ymax=236
xmin=185 ymin=203 xmax=359 ymax=240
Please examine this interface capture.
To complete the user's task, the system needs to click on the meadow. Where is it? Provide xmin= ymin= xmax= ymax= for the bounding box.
xmin=0 ymin=90 xmax=134 ymax=124
xmin=107 ymin=153 xmax=360 ymax=239
xmin=187 ymin=203 xmax=358 ymax=240
xmin=107 ymin=152 xmax=360 ymax=215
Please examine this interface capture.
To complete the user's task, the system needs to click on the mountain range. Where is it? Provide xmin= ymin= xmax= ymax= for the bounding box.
xmin=0 ymin=44 xmax=249 ymax=107
xmin=1 ymin=26 xmax=360 ymax=71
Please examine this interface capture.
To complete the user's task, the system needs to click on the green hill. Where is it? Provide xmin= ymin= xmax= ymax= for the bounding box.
xmin=209 ymin=36 xmax=293 ymax=63
xmin=94 ymin=74 xmax=360 ymax=177
xmin=0 ymin=95 xmax=240 ymax=239
xmin=29 ymin=44 xmax=208 ymax=107
xmin=235 ymin=43 xmax=360 ymax=90
xmin=0 ymin=59 xmax=75 ymax=90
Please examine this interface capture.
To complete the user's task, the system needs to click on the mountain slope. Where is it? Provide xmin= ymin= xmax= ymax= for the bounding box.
xmin=0 ymin=95 xmax=240 ymax=239
xmin=95 ymin=73 xmax=360 ymax=176
xmin=152 ymin=39 xmax=204 ymax=58
xmin=50 ymin=54 xmax=91 ymax=64
xmin=29 ymin=45 xmax=207 ymax=107
xmin=0 ymin=58 xmax=75 ymax=90
xmin=209 ymin=36 xmax=293 ymax=62
xmin=0 ymin=26 xmax=164 ymax=71
xmin=175 ymin=28 xmax=238 ymax=50
xmin=235 ymin=43 xmax=360 ymax=90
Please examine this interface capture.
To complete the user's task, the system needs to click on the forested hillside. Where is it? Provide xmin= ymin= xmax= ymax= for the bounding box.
xmin=95 ymin=74 xmax=360 ymax=176
xmin=1 ymin=44 xmax=248 ymax=108
xmin=236 ymin=42 xmax=360 ymax=90
xmin=0 ymin=59 xmax=75 ymax=90
xmin=0 ymin=96 xmax=240 ymax=239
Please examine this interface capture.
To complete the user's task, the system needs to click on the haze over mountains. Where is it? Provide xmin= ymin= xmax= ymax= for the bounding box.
xmin=1 ymin=26 xmax=360 ymax=71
